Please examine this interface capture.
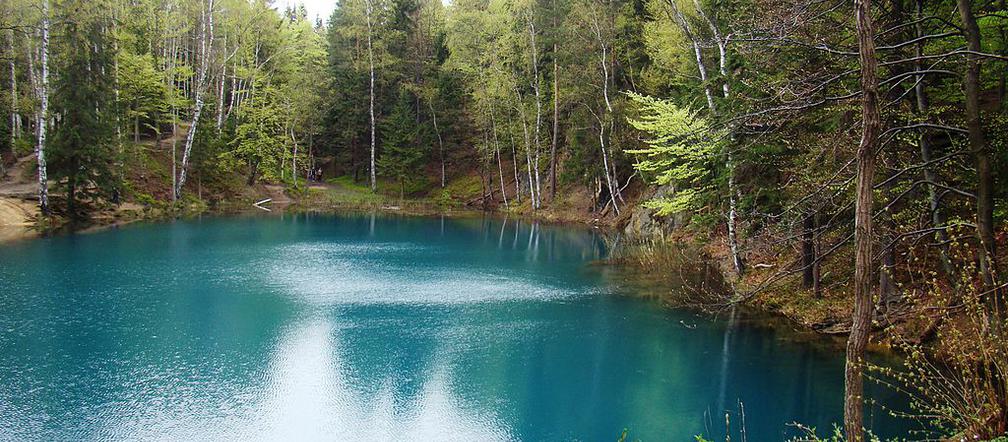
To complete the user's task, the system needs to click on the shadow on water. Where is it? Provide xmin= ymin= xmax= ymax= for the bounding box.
xmin=0 ymin=212 xmax=920 ymax=440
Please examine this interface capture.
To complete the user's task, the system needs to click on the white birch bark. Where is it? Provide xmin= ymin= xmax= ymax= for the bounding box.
xmin=510 ymin=130 xmax=521 ymax=203
xmin=175 ymin=0 xmax=214 ymax=200
xmin=291 ymin=127 xmax=298 ymax=188
xmin=515 ymin=88 xmax=536 ymax=206
xmin=693 ymin=0 xmax=744 ymax=276
xmin=490 ymin=103 xmax=508 ymax=209
xmin=590 ymin=5 xmax=618 ymax=215
xmin=8 ymin=29 xmax=19 ymax=144
xmin=429 ymin=100 xmax=445 ymax=188
xmin=35 ymin=0 xmax=50 ymax=214
xmin=216 ymin=34 xmax=226 ymax=133
xmin=597 ymin=114 xmax=618 ymax=215
xmin=527 ymin=12 xmax=543 ymax=209
xmin=668 ymin=0 xmax=744 ymax=275
xmin=365 ymin=0 xmax=377 ymax=192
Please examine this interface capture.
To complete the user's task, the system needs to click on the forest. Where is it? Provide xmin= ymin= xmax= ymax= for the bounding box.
xmin=1 ymin=0 xmax=1007 ymax=439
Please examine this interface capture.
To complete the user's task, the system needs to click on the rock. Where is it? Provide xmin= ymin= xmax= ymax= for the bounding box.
xmin=623 ymin=185 xmax=687 ymax=238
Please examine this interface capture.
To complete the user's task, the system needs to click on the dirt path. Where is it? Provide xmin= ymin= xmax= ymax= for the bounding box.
xmin=259 ymin=184 xmax=292 ymax=211
xmin=0 ymin=155 xmax=41 ymax=241
xmin=0 ymin=156 xmax=40 ymax=199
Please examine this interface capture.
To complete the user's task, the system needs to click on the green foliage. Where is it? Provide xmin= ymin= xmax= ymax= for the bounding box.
xmin=868 ymin=244 xmax=1008 ymax=441
xmin=116 ymin=50 xmax=171 ymax=140
xmin=379 ymin=94 xmax=427 ymax=197
xmin=49 ymin=0 xmax=119 ymax=213
xmin=222 ymin=83 xmax=287 ymax=184
xmin=625 ymin=92 xmax=722 ymax=216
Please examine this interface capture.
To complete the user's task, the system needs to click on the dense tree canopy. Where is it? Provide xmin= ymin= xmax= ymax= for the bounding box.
xmin=1 ymin=0 xmax=1007 ymax=438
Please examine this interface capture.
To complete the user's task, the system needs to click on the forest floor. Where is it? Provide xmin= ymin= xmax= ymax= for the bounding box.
xmin=623 ymin=220 xmax=1008 ymax=356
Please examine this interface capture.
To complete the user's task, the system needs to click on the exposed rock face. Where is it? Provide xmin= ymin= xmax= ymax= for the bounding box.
xmin=623 ymin=185 xmax=687 ymax=238
xmin=0 ymin=197 xmax=37 ymax=242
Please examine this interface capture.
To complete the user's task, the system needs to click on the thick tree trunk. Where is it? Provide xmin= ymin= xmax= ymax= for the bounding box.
xmin=35 ymin=0 xmax=50 ymax=215
xmin=844 ymin=0 xmax=881 ymax=440
xmin=176 ymin=0 xmax=214 ymax=200
xmin=956 ymin=0 xmax=1000 ymax=297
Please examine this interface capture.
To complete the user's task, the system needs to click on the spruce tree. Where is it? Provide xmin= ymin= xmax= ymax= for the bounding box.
xmin=379 ymin=94 xmax=425 ymax=199
xmin=49 ymin=0 xmax=117 ymax=215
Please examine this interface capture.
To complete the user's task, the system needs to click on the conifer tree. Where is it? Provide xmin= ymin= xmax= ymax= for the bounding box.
xmin=49 ymin=0 xmax=117 ymax=214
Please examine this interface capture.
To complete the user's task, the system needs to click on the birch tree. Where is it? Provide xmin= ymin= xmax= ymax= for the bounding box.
xmin=34 ymin=0 xmax=50 ymax=215
xmin=365 ymin=0 xmax=377 ymax=191
xmin=174 ymin=0 xmax=214 ymax=200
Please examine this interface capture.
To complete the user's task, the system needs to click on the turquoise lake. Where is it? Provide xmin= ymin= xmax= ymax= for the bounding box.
xmin=0 ymin=214 xmax=912 ymax=441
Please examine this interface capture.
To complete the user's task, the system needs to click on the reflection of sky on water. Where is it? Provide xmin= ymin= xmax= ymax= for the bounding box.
xmin=101 ymin=317 xmax=512 ymax=441
xmin=245 ymin=241 xmax=590 ymax=305
xmin=0 ymin=214 xmax=915 ymax=441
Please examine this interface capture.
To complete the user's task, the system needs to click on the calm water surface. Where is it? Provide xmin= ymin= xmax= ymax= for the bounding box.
xmin=0 ymin=214 xmax=911 ymax=441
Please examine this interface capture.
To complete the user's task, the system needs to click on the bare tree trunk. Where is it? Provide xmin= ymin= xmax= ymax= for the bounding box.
xmin=527 ymin=11 xmax=543 ymax=210
xmin=227 ymin=74 xmax=237 ymax=121
xmin=8 ymin=29 xmax=19 ymax=148
xmin=845 ymin=0 xmax=881 ymax=440
xmin=666 ymin=0 xmax=715 ymax=112
xmin=365 ymin=0 xmax=377 ymax=192
xmin=670 ymin=0 xmax=744 ymax=276
xmin=515 ymin=87 xmax=537 ymax=206
xmin=175 ymin=0 xmax=214 ymax=200
xmin=701 ymin=1 xmax=744 ymax=277
xmin=491 ymin=104 xmax=508 ymax=209
xmin=168 ymin=32 xmax=179 ymax=202
xmin=429 ymin=100 xmax=445 ymax=188
xmin=956 ymin=0 xmax=1000 ymax=297
xmin=726 ymin=152 xmax=744 ymax=275
xmin=550 ymin=4 xmax=559 ymax=200
xmin=597 ymin=117 xmax=618 ymax=215
xmin=1001 ymin=0 xmax=1007 ymax=107
xmin=291 ymin=127 xmax=298 ymax=188
xmin=913 ymin=0 xmax=954 ymax=282
xmin=802 ymin=213 xmax=816 ymax=289
xmin=35 ymin=0 xmax=50 ymax=215
xmin=590 ymin=9 xmax=618 ymax=216
xmin=522 ymin=113 xmax=535 ymax=205
xmin=216 ymin=34 xmax=225 ymax=133
xmin=510 ymin=130 xmax=521 ymax=203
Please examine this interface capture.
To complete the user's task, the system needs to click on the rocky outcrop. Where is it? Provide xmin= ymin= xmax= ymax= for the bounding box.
xmin=623 ymin=185 xmax=687 ymax=238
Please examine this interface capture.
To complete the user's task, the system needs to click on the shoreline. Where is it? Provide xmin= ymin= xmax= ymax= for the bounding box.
xmin=2 ymin=190 xmax=893 ymax=359
xmin=0 ymin=193 xmax=617 ymax=244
